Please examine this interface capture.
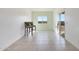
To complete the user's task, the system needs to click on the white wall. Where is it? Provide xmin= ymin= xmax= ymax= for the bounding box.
xmin=65 ymin=8 xmax=79 ymax=49
xmin=0 ymin=9 xmax=28 ymax=50
xmin=0 ymin=16 xmax=26 ymax=50
xmin=53 ymin=10 xmax=58 ymax=32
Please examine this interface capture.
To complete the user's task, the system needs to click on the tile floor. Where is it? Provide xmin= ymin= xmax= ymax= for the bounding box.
xmin=4 ymin=31 xmax=79 ymax=51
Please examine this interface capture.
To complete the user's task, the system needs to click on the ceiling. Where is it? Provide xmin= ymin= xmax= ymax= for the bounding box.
xmin=0 ymin=8 xmax=55 ymax=12
xmin=0 ymin=8 xmax=64 ymax=16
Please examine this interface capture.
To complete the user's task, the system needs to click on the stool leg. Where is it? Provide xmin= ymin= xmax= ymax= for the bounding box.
xmin=27 ymin=28 xmax=29 ymax=36
xmin=25 ymin=28 xmax=26 ymax=36
xmin=29 ymin=27 xmax=30 ymax=33
xmin=31 ymin=27 xmax=33 ymax=36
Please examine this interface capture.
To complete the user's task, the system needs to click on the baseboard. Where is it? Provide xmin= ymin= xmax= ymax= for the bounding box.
xmin=65 ymin=38 xmax=79 ymax=50
xmin=1 ymin=34 xmax=24 ymax=51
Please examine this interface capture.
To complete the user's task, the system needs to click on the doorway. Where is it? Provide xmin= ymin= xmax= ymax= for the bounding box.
xmin=57 ymin=11 xmax=65 ymax=38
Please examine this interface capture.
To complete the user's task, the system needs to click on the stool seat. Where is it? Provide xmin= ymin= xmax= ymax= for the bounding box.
xmin=24 ymin=22 xmax=36 ymax=36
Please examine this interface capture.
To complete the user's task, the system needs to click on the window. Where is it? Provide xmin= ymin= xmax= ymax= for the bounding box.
xmin=37 ymin=16 xmax=48 ymax=24
xmin=60 ymin=14 xmax=65 ymax=21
